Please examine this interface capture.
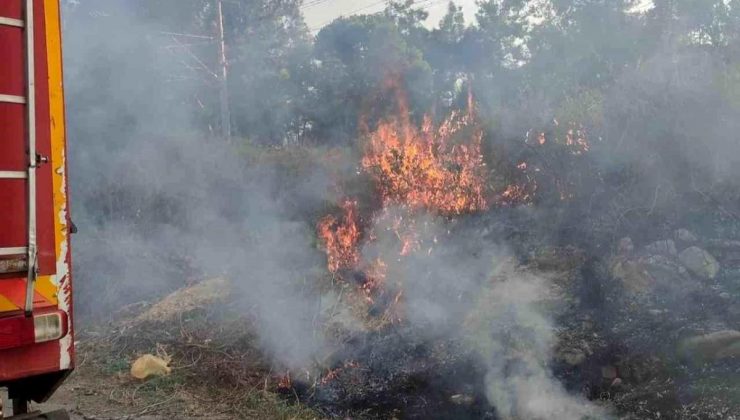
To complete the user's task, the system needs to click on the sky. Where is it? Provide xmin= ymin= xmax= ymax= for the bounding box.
xmin=302 ymin=0 xmax=480 ymax=31
xmin=302 ymin=0 xmax=655 ymax=32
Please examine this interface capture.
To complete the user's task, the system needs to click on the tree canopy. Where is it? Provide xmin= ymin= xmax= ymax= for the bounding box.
xmin=62 ymin=0 xmax=740 ymax=241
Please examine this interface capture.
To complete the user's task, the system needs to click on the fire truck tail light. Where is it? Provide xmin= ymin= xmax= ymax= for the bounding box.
xmin=33 ymin=312 xmax=66 ymax=343
xmin=0 ymin=311 xmax=68 ymax=350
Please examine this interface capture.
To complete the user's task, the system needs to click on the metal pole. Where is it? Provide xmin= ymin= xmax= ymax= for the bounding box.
xmin=216 ymin=0 xmax=231 ymax=142
xmin=24 ymin=0 xmax=38 ymax=317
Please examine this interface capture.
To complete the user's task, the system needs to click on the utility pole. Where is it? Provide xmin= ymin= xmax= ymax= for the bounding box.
xmin=216 ymin=0 xmax=231 ymax=142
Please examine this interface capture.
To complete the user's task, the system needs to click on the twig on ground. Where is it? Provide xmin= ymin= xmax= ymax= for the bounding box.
xmin=134 ymin=390 xmax=181 ymax=417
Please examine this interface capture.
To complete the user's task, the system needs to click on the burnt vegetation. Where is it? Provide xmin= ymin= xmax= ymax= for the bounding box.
xmin=63 ymin=0 xmax=740 ymax=419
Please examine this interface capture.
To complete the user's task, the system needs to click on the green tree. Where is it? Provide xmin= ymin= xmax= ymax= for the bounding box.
xmin=126 ymin=0 xmax=311 ymax=144
xmin=647 ymin=0 xmax=740 ymax=48
xmin=426 ymin=3 xmax=468 ymax=111
xmin=304 ymin=12 xmax=433 ymax=145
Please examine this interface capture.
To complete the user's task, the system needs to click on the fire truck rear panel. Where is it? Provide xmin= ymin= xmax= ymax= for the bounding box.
xmin=0 ymin=0 xmax=73 ymax=401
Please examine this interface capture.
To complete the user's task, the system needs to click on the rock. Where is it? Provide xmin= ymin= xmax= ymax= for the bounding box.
xmin=678 ymin=330 xmax=740 ymax=363
xmin=601 ymin=365 xmax=618 ymax=380
xmin=611 ymin=237 xmax=704 ymax=294
xmin=450 ymin=394 xmax=475 ymax=405
xmin=674 ymin=229 xmax=698 ymax=245
xmin=678 ymin=247 xmax=720 ymax=280
xmin=705 ymin=239 xmax=740 ymax=266
xmin=643 ymin=255 xmax=691 ymax=283
xmin=612 ymin=254 xmax=697 ymax=295
xmin=611 ymin=258 xmax=653 ymax=294
xmin=644 ymin=239 xmax=678 ymax=257
xmin=135 ymin=277 xmax=231 ymax=323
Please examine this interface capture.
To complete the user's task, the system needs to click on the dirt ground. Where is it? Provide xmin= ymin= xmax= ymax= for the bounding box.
xmin=36 ymin=366 xmax=194 ymax=420
xmin=29 ymin=310 xmax=321 ymax=420
xmin=34 ymin=341 xmax=319 ymax=420
xmin=35 ymin=351 xmax=250 ymax=420
xmin=24 ymin=278 xmax=321 ymax=420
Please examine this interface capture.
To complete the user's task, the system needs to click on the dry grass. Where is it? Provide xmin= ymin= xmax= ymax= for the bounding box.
xmin=61 ymin=300 xmax=322 ymax=420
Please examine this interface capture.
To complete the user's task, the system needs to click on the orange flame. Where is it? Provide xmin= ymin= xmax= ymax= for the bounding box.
xmin=317 ymin=199 xmax=361 ymax=273
xmin=565 ymin=122 xmax=590 ymax=155
xmin=320 ymin=360 xmax=360 ymax=385
xmin=362 ymin=258 xmax=388 ymax=298
xmin=317 ymin=77 xmax=544 ymax=325
xmin=361 ymin=84 xmax=488 ymax=216
xmin=277 ymin=371 xmax=292 ymax=390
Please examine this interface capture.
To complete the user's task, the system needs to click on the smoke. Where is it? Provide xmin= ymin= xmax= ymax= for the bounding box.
xmin=61 ymin=0 xmax=609 ymax=406
xmin=63 ymin=1 xmax=336 ymax=368
xmin=361 ymin=210 xmax=607 ymax=418
xmin=61 ymin=0 xmax=740 ymax=417
xmin=467 ymin=269 xmax=606 ymax=420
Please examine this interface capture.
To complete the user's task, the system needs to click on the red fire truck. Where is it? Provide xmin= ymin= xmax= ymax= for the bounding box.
xmin=0 ymin=0 xmax=73 ymax=418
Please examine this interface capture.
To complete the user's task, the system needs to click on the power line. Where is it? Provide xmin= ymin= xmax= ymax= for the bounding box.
xmin=301 ymin=0 xmax=333 ymax=10
xmin=309 ymin=0 xmax=388 ymax=31
xmin=159 ymin=31 xmax=215 ymax=40
xmin=346 ymin=0 xmax=389 ymax=15
xmin=416 ymin=0 xmax=451 ymax=9
xmin=219 ymin=0 xmax=447 ymax=32
xmin=222 ymin=0 xmax=335 ymax=12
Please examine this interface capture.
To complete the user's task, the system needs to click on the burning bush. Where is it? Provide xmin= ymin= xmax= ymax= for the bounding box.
xmin=316 ymin=78 xmax=546 ymax=321
xmin=361 ymin=89 xmax=489 ymax=215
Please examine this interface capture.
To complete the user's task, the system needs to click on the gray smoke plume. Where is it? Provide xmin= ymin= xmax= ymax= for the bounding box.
xmin=61 ymin=1 xmax=611 ymax=408
xmin=62 ymin=0 xmax=337 ymax=368
xmin=466 ymin=269 xmax=606 ymax=420
xmin=363 ymin=210 xmax=608 ymax=418
xmin=61 ymin=0 xmax=740 ymax=418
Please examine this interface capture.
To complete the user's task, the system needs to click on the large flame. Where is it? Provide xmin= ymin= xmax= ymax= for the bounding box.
xmin=361 ymin=85 xmax=489 ymax=215
xmin=317 ymin=78 xmax=546 ymax=323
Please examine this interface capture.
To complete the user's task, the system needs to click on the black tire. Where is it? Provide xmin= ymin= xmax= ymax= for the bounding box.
xmin=11 ymin=399 xmax=28 ymax=415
